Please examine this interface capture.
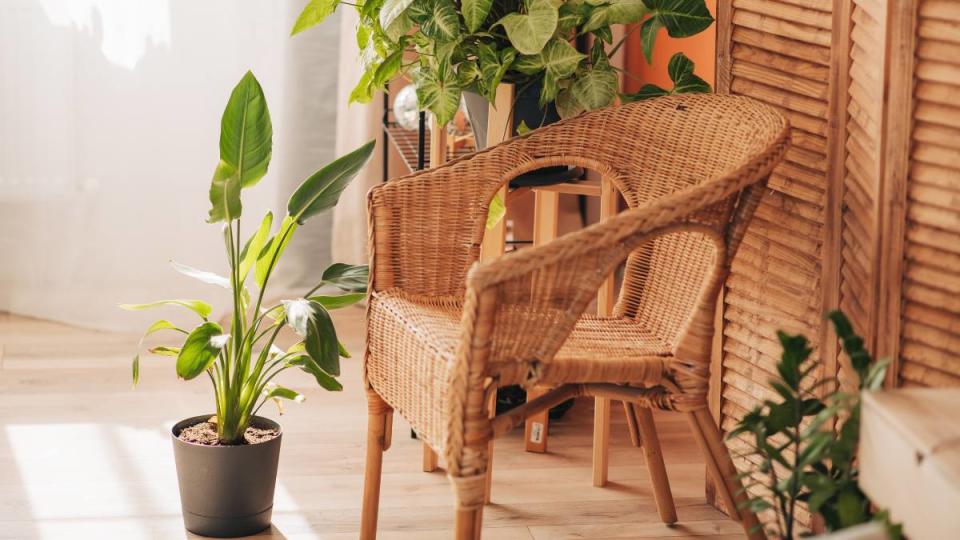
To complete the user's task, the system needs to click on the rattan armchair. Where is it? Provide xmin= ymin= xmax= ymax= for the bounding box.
xmin=360 ymin=94 xmax=790 ymax=539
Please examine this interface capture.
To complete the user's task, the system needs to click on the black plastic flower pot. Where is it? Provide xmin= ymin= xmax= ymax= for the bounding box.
xmin=171 ymin=415 xmax=282 ymax=538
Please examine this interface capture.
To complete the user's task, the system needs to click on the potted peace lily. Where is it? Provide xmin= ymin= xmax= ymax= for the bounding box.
xmin=292 ymin=0 xmax=714 ymax=132
xmin=121 ymin=71 xmax=374 ymax=537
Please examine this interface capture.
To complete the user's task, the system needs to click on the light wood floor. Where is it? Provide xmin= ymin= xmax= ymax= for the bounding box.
xmin=0 ymin=308 xmax=741 ymax=539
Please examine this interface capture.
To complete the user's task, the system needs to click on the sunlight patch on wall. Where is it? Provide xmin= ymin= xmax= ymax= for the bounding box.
xmin=38 ymin=0 xmax=171 ymax=70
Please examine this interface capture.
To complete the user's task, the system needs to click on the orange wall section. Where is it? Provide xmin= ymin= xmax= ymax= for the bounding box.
xmin=623 ymin=0 xmax=717 ymax=93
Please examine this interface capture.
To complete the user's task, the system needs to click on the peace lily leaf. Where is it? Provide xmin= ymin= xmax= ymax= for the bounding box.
xmin=415 ymin=65 xmax=462 ymax=126
xmin=486 ymin=193 xmax=506 ymax=230
xmin=287 ymin=355 xmax=344 ymax=391
xmin=339 ymin=340 xmax=352 ymax=358
xmin=583 ymin=0 xmax=648 ymax=32
xmin=207 ymin=160 xmax=242 ymax=223
xmin=287 ymin=140 xmax=376 ymax=224
xmin=119 ymin=299 xmax=213 ymax=320
xmin=571 ymin=66 xmax=618 ymax=110
xmin=463 ymin=0 xmax=494 ymax=32
xmin=379 ymin=0 xmax=416 ymax=32
xmin=496 ymin=0 xmax=558 ymax=55
xmin=261 ymin=304 xmax=285 ymax=321
xmin=131 ymin=320 xmax=185 ymax=386
xmin=239 ymin=211 xmax=273 ymax=282
xmin=291 ymin=0 xmax=340 ymax=36
xmin=132 ymin=354 xmax=140 ymax=385
xmin=176 ymin=322 xmax=226 ymax=380
xmin=308 ymin=292 xmax=366 ymax=310
xmin=170 ymin=261 xmax=231 ymax=289
xmin=420 ymin=0 xmax=460 ymax=41
xmin=255 ymin=216 xmax=298 ymax=289
xmin=322 ymin=263 xmax=369 ymax=292
xmin=219 ymin=71 xmax=272 ymax=189
xmin=556 ymin=88 xmax=586 ymax=118
xmin=645 ymin=0 xmax=714 ymax=38
xmin=263 ymin=382 xmax=305 ymax=403
xmin=640 ymin=16 xmax=663 ymax=64
xmin=149 ymin=345 xmax=181 ymax=357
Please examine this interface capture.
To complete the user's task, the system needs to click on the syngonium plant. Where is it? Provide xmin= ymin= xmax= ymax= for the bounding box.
xmin=291 ymin=0 xmax=714 ymax=125
xmin=121 ymin=71 xmax=375 ymax=445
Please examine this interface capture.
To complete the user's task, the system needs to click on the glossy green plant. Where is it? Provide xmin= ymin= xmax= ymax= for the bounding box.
xmin=292 ymin=0 xmax=714 ymax=125
xmin=121 ymin=71 xmax=375 ymax=445
xmin=729 ymin=311 xmax=901 ymax=539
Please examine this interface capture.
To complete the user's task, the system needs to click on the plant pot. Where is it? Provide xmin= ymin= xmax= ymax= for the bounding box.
xmin=464 ymin=80 xmax=582 ymax=187
xmin=171 ymin=415 xmax=282 ymax=538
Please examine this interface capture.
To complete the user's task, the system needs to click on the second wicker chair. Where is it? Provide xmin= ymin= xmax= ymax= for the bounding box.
xmin=361 ymin=94 xmax=790 ymax=539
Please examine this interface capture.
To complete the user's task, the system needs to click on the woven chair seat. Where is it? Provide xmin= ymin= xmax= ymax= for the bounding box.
xmin=366 ymin=289 xmax=671 ymax=450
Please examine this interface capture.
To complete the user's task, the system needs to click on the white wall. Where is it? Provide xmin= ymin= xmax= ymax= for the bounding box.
xmin=0 ymin=0 xmax=341 ymax=331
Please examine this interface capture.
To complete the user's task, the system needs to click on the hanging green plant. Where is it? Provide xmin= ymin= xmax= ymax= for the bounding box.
xmin=293 ymin=0 xmax=715 ymax=126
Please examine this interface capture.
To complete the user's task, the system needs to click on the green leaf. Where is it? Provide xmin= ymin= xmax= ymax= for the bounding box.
xmin=309 ymin=292 xmax=366 ymax=309
xmin=373 ymin=50 xmax=404 ymax=90
xmin=287 ymin=355 xmax=344 ymax=391
xmin=486 ymin=193 xmax=506 ymax=230
xmin=170 ymin=261 xmax=231 ymax=288
xmin=262 ymin=383 xmax=305 ymax=403
xmin=207 ymin=160 xmax=242 ymax=223
xmin=478 ymin=44 xmax=516 ymax=101
xmin=644 ymin=0 xmax=714 ymax=37
xmin=379 ymin=0 xmax=416 ymax=32
xmin=668 ymin=52 xmax=711 ymax=94
xmin=132 ymin=354 xmax=140 ymax=386
xmin=622 ymin=83 xmax=669 ymax=102
xmin=583 ymin=0 xmax=648 ymax=32
xmin=516 ymin=120 xmax=532 ymax=135
xmin=570 ymin=65 xmax=618 ymax=110
xmin=321 ymin=263 xmax=369 ymax=292
xmin=539 ymin=38 xmax=586 ymax=79
xmin=176 ymin=322 xmax=226 ymax=380
xmin=338 ymin=340 xmax=352 ymax=358
xmin=640 ymin=16 xmax=663 ymax=64
xmin=415 ymin=65 xmax=462 ymax=126
xmin=239 ymin=211 xmax=273 ymax=282
xmin=496 ymin=0 xmax=559 ymax=55
xmin=420 ymin=0 xmax=461 ymax=41
xmin=287 ymin=140 xmax=377 ymax=224
xmin=349 ymin=69 xmax=376 ymax=104
xmin=119 ymin=299 xmax=213 ymax=320
xmin=148 ymin=345 xmax=181 ymax=357
xmin=255 ymin=216 xmax=298 ymax=289
xmin=463 ymin=0 xmax=493 ymax=32
xmin=131 ymin=320 xmax=185 ymax=386
xmin=283 ymin=299 xmax=341 ymax=376
xmin=556 ymin=88 xmax=585 ymax=118
xmin=219 ymin=71 xmax=273 ymax=189
xmin=384 ymin=11 xmax=413 ymax=41
xmin=291 ymin=0 xmax=340 ymax=36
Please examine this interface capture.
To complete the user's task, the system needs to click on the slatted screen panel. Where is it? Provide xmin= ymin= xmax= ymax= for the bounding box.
xmin=838 ymin=0 xmax=886 ymax=388
xmin=899 ymin=0 xmax=960 ymax=387
xmin=715 ymin=0 xmax=835 ymax=524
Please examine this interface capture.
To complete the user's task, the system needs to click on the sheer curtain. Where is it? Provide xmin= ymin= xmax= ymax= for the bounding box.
xmin=0 ymin=0 xmax=341 ymax=331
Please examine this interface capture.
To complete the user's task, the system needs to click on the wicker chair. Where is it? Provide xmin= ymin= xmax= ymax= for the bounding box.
xmin=361 ymin=94 xmax=790 ymax=539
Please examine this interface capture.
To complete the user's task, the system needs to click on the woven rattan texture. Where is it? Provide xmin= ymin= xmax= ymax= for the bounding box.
xmin=364 ymin=95 xmax=790 ymax=481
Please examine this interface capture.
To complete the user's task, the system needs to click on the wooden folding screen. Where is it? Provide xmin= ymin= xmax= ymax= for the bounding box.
xmin=712 ymin=0 xmax=960 ymax=520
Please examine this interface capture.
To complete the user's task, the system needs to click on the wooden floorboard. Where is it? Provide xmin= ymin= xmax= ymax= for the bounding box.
xmin=0 ymin=308 xmax=738 ymax=539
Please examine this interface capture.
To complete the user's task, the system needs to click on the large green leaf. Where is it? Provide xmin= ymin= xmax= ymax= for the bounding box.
xmin=119 ymin=299 xmax=213 ymax=320
xmin=287 ymin=354 xmax=343 ymax=391
xmin=667 ymin=52 xmax=710 ymax=93
xmin=380 ymin=0 xmax=416 ymax=31
xmin=255 ymin=216 xmax=298 ymax=289
xmin=639 ymin=16 xmax=663 ymax=63
xmin=555 ymin=88 xmax=585 ymax=119
xmin=176 ymin=322 xmax=226 ymax=380
xmin=321 ymin=263 xmax=369 ymax=292
xmin=496 ymin=0 xmax=558 ymax=55
xmin=283 ymin=299 xmax=341 ymax=376
xmin=308 ymin=293 xmax=366 ymax=310
xmin=420 ymin=0 xmax=461 ymax=41
xmin=384 ymin=11 xmax=413 ymax=41
xmin=645 ymin=0 xmax=714 ymax=37
xmin=415 ymin=65 xmax=462 ymax=126
xmin=463 ymin=0 xmax=493 ymax=32
xmin=571 ymin=66 xmax=618 ymax=110
xmin=539 ymin=38 xmax=586 ymax=79
xmin=287 ymin=140 xmax=376 ymax=224
xmin=291 ymin=0 xmax=340 ymax=36
xmin=583 ymin=0 xmax=649 ymax=32
xmin=262 ymin=382 xmax=305 ymax=403
xmin=478 ymin=44 xmax=517 ymax=101
xmin=219 ymin=71 xmax=272 ymax=189
xmin=207 ymin=160 xmax=242 ymax=223
xmin=349 ymin=69 xmax=376 ymax=104
xmin=170 ymin=261 xmax=231 ymax=288
xmin=239 ymin=211 xmax=273 ymax=282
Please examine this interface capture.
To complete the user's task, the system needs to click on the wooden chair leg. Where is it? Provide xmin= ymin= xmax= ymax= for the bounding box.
xmin=592 ymin=396 xmax=611 ymax=486
xmin=624 ymin=401 xmax=641 ymax=447
xmin=633 ymin=405 xmax=678 ymax=524
xmin=361 ymin=391 xmax=392 ymax=540
xmin=422 ymin=443 xmax=438 ymax=472
xmin=686 ymin=408 xmax=766 ymax=540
